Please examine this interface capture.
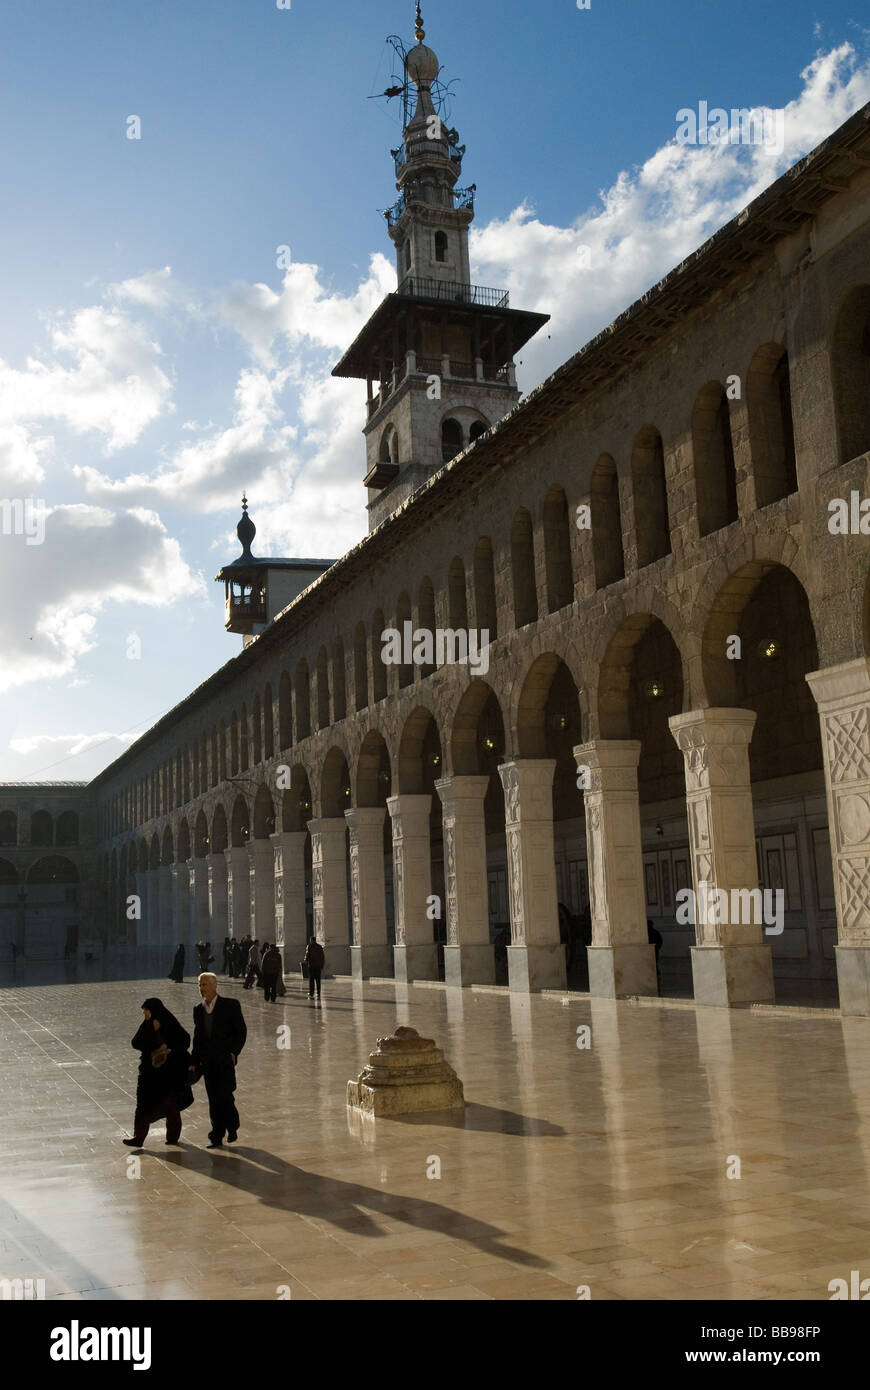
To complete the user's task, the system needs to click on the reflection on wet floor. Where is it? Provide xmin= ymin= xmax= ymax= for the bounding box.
xmin=0 ymin=963 xmax=865 ymax=1300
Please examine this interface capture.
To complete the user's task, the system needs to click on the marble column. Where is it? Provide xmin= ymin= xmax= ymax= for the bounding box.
xmin=248 ymin=839 xmax=275 ymax=943
xmin=345 ymin=806 xmax=392 ymax=981
xmin=669 ymin=707 xmax=773 ymax=1006
xmin=435 ymin=775 xmax=494 ymax=986
xmin=156 ymin=864 xmax=173 ymax=950
xmin=573 ymin=740 xmax=658 ymax=998
xmin=497 ymin=760 xmax=566 ymax=991
xmin=171 ymin=862 xmax=190 ymax=954
xmin=271 ymin=831 xmax=308 ymax=972
xmin=308 ymin=817 xmax=351 ymax=975
xmin=224 ymin=847 xmax=252 ymax=941
xmin=206 ymin=853 xmax=228 ymax=941
xmin=806 ymin=659 xmax=870 ymax=1015
xmin=190 ymin=858 xmax=210 ymax=949
xmin=388 ymin=794 xmax=438 ymax=984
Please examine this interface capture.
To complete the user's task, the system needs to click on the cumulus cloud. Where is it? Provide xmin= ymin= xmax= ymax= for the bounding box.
xmin=0 ymin=505 xmax=204 ymax=693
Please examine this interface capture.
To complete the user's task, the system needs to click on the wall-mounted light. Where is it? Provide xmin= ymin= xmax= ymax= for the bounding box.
xmin=551 ymin=713 xmax=569 ymax=732
xmin=432 ymin=754 xmax=441 ymax=767
xmin=758 ymin=638 xmax=782 ymax=660
xmin=655 ymin=823 xmax=664 ymax=838
xmin=482 ymin=736 xmax=496 ymax=752
xmin=344 ymin=786 xmax=351 ymax=799
xmin=645 ymin=679 xmax=665 ymax=700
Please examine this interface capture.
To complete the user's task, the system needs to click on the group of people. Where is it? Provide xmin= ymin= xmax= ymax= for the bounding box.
xmin=124 ymin=974 xmax=247 ymax=1150
xmin=167 ymin=935 xmax=327 ymax=1001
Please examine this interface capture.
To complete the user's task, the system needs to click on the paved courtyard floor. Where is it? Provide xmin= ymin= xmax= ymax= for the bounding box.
xmin=1 ymin=961 xmax=868 ymax=1301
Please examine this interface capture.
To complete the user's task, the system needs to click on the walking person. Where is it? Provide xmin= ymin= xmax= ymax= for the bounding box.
xmin=261 ymin=943 xmax=283 ymax=1003
xmin=221 ymin=936 xmax=231 ymax=974
xmin=123 ymin=998 xmax=193 ymax=1148
xmin=244 ymin=939 xmax=260 ymax=989
xmin=168 ymin=942 xmax=185 ymax=983
xmin=190 ymin=973 xmax=246 ymax=1149
xmin=303 ymin=935 xmax=325 ymax=1001
xmin=196 ymin=940 xmax=210 ymax=971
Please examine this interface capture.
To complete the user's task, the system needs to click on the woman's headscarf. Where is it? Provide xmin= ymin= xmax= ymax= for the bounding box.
xmin=141 ymin=997 xmax=181 ymax=1029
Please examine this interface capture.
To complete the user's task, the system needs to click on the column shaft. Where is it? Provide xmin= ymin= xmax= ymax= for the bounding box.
xmin=271 ymin=831 xmax=308 ymax=972
xmin=346 ymin=806 xmax=392 ymax=981
xmin=435 ymin=775 xmax=494 ymax=986
xmin=308 ymin=818 xmax=351 ymax=975
xmin=498 ymin=760 xmax=566 ymax=991
xmin=224 ymin=847 xmax=252 ymax=940
xmin=388 ymin=794 xmax=437 ymax=984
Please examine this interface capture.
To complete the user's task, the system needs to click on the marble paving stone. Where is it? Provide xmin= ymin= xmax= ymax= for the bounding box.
xmin=3 ymin=968 xmax=870 ymax=1300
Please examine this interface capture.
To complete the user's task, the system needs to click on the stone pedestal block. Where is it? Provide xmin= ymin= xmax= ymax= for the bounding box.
xmin=507 ymin=942 xmax=566 ymax=992
xmin=350 ymin=944 xmax=394 ymax=982
xmin=835 ymin=945 xmax=870 ymax=1016
xmin=393 ymin=942 xmax=438 ymax=984
xmin=587 ymin=943 xmax=659 ymax=999
xmin=347 ymin=1026 xmax=465 ymax=1116
xmin=690 ymin=944 xmax=775 ymax=1007
xmin=444 ymin=943 xmax=495 ymax=987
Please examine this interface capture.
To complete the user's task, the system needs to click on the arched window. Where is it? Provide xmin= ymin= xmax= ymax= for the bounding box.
xmin=371 ymin=611 xmax=387 ymax=702
xmin=0 ymin=810 xmax=17 ymax=847
xmin=396 ymin=591 xmax=413 ymax=688
xmin=832 ymin=286 xmax=870 ymax=465
xmin=543 ymin=485 xmax=574 ymax=613
xmin=590 ymin=454 xmax=625 ymax=588
xmin=379 ymin=424 xmax=398 ymax=465
xmin=448 ymin=557 xmax=468 ymax=631
xmin=252 ymin=693 xmax=262 ymax=765
xmin=418 ymin=578 xmax=437 ymax=678
xmin=31 ymin=809 xmax=53 ymax=847
xmin=316 ymin=647 xmax=330 ymax=730
xmin=469 ymin=419 xmax=487 ymax=444
xmin=332 ymin=638 xmax=347 ymax=721
xmin=279 ymin=672 xmax=292 ymax=750
xmin=434 ymin=231 xmax=448 ymax=263
xmin=354 ymin=622 xmax=369 ymax=711
xmin=263 ymin=684 xmax=274 ymax=760
xmin=441 ymin=417 xmax=463 ymax=464
xmin=56 ymin=811 xmax=79 ymax=847
xmin=631 ymin=427 xmax=671 ymax=566
xmin=747 ymin=345 xmax=797 ymax=506
xmin=511 ymin=509 xmax=538 ymax=628
xmin=474 ymin=538 xmax=498 ymax=641
xmin=295 ymin=660 xmax=311 ymax=740
xmin=693 ymin=382 xmax=738 ymax=536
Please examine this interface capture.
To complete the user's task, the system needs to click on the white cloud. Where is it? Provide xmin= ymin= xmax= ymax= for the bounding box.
xmin=0 ymin=505 xmax=204 ymax=693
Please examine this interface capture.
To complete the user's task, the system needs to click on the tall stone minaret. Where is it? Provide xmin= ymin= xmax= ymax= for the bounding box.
xmin=332 ymin=3 xmax=549 ymax=532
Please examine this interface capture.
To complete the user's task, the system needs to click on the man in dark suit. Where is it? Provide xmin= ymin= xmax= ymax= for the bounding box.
xmin=190 ymin=972 xmax=247 ymax=1149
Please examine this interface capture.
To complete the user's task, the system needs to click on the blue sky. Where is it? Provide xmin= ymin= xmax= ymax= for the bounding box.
xmin=1 ymin=0 xmax=869 ymax=782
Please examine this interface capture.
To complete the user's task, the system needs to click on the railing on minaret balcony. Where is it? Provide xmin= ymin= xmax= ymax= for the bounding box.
xmin=397 ymin=276 xmax=509 ymax=309
xmin=383 ymin=185 xmax=475 ymax=230
xmin=224 ymin=583 xmax=267 ymax=627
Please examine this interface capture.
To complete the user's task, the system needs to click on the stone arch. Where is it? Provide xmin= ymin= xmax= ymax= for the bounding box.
xmin=0 ymin=857 xmax=17 ymax=884
xmin=177 ymin=819 xmax=191 ymax=862
xmin=231 ymin=795 xmax=250 ymax=848
xmin=417 ymin=578 xmax=436 ymax=678
xmin=543 ymin=485 xmax=574 ymax=613
xmin=511 ymin=507 xmax=537 ymax=629
xmin=631 ymin=426 xmax=671 ymax=567
xmin=149 ymin=832 xmax=160 ymax=869
xmin=279 ymin=671 xmax=292 ymax=750
xmin=693 ymin=380 xmax=738 ymax=536
xmin=321 ymin=746 xmax=351 ymax=819
xmin=316 ymin=647 xmax=330 ymax=730
xmin=295 ymin=659 xmax=311 ymax=740
xmin=355 ymin=730 xmax=392 ymax=807
xmin=371 ymin=610 xmax=387 ymax=702
xmin=211 ymin=804 xmax=229 ymax=855
xmin=448 ymin=556 xmax=468 ymax=631
xmin=281 ymin=765 xmax=313 ymax=833
xmin=397 ymin=705 xmax=443 ymax=794
xmin=27 ymin=855 xmax=78 ymax=884
xmin=597 ymin=610 xmax=686 ymax=741
xmin=354 ymin=622 xmax=369 ymax=711
xmin=441 ymin=416 xmax=463 ymax=464
xmin=137 ymin=838 xmax=149 ymax=872
xmin=253 ymin=783 xmax=276 ymax=839
xmin=379 ymin=422 xmax=399 ymax=466
xmin=193 ymin=809 xmax=209 ymax=858
xmin=831 ymin=283 xmax=870 ymax=465
xmin=474 ymin=537 xmax=498 ymax=640
xmin=31 ymin=809 xmax=53 ymax=847
xmin=396 ymin=591 xmax=413 ymax=688
xmin=230 ymin=712 xmax=240 ymax=775
xmin=332 ymin=637 xmax=347 ymax=722
xmin=161 ymin=824 xmax=174 ymax=866
xmin=252 ymin=692 xmax=262 ymax=765
xmin=450 ymin=680 xmax=506 ymax=776
xmin=263 ymin=682 xmax=274 ymax=760
xmin=590 ymin=454 xmax=625 ymax=587
xmin=747 ymin=342 xmax=797 ymax=506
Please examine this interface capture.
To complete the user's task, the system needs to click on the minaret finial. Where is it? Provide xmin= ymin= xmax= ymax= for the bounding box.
xmin=415 ymin=2 xmax=425 ymax=42
xmin=241 ymin=492 xmax=248 ymax=512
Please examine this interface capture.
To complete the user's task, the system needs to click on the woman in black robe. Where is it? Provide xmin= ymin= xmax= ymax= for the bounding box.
xmin=168 ymin=943 xmax=185 ymax=982
xmin=123 ymin=997 xmax=194 ymax=1148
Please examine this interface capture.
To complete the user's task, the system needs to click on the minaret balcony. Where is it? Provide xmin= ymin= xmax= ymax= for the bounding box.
xmin=397 ymin=275 xmax=509 ymax=309
xmin=383 ymin=185 xmax=475 ymax=230
xmin=224 ymin=589 xmax=267 ymax=629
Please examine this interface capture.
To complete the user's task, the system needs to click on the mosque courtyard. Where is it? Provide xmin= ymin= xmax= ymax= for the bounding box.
xmin=1 ymin=964 xmax=868 ymax=1302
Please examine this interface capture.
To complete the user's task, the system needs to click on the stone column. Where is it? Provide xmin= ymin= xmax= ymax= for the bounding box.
xmin=134 ymin=869 xmax=149 ymax=949
xmin=388 ymin=794 xmax=438 ymax=984
xmin=806 ymin=659 xmax=870 ymax=1015
xmin=248 ymin=840 xmax=275 ymax=943
xmin=669 ymin=707 xmax=773 ymax=1006
xmin=345 ymin=806 xmax=392 ymax=981
xmin=435 ymin=775 xmax=494 ymax=986
xmin=171 ymin=862 xmax=189 ymax=955
xmin=190 ymin=858 xmax=210 ymax=949
xmin=573 ymin=740 xmax=658 ymax=998
xmin=308 ymin=818 xmax=351 ymax=975
xmin=206 ymin=853 xmax=228 ymax=941
xmin=271 ymin=831 xmax=308 ymax=972
xmin=224 ymin=847 xmax=251 ymax=941
xmin=156 ymin=864 xmax=173 ymax=950
xmin=497 ymin=760 xmax=566 ymax=991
